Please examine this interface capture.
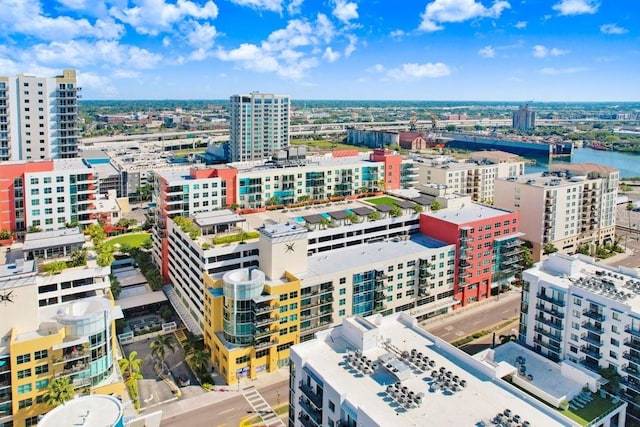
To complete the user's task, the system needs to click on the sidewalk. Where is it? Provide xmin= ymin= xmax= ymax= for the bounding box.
xmin=421 ymin=288 xmax=522 ymax=330
xmin=159 ymin=367 xmax=290 ymax=420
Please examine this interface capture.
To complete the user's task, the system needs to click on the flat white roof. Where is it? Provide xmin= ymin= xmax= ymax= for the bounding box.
xmin=117 ymin=290 xmax=167 ymax=310
xmin=38 ymin=394 xmax=122 ymax=427
xmin=425 ymin=203 xmax=514 ymax=225
xmin=300 ymin=235 xmax=452 ymax=280
xmin=293 ymin=314 xmax=577 ymax=426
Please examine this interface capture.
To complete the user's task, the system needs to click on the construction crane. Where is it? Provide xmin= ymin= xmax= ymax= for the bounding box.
xmin=409 ymin=110 xmax=438 ymax=132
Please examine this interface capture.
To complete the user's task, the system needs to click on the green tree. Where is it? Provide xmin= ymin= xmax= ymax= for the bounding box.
xmin=119 ymin=351 xmax=143 ymax=379
xmin=346 ymin=212 xmax=360 ymax=225
xmin=44 ymin=377 xmax=74 ymax=407
xmin=125 ymin=370 xmax=143 ymax=400
xmin=390 ymin=205 xmax=403 ymax=218
xmin=543 ymin=243 xmax=558 ymax=255
xmin=267 ymin=196 xmax=281 ymax=206
xmin=445 ymin=124 xmax=457 ymax=132
xmin=367 ymin=211 xmax=382 ymax=221
xmin=70 ymin=248 xmax=88 ymax=267
xmin=43 ymin=260 xmax=68 ymax=275
xmin=141 ymin=238 xmax=153 ymax=250
xmin=319 ymin=217 xmax=331 ymax=229
xmin=189 ymin=347 xmax=211 ymax=380
xmin=159 ymin=305 xmax=173 ymax=322
xmin=430 ymin=200 xmax=442 ymax=212
xmin=576 ymin=244 xmax=591 ymax=256
xmin=520 ymin=246 xmax=534 ymax=269
xmin=27 ymin=225 xmax=42 ymax=233
xmin=96 ymin=246 xmax=115 ymax=267
xmin=109 ymin=274 xmax=122 ymax=299
xmin=412 ymin=204 xmax=424 ymax=214
xmin=150 ymin=334 xmax=176 ymax=365
xmin=182 ymin=331 xmax=205 ymax=357
xmin=499 ymin=334 xmax=517 ymax=345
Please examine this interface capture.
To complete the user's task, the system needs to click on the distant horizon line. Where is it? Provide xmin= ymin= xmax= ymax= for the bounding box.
xmin=80 ymin=99 xmax=640 ymax=104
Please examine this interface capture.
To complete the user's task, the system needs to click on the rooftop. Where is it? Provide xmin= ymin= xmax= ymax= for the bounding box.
xmin=22 ymin=227 xmax=86 ymax=251
xmin=293 ymin=313 xmax=580 ymax=426
xmin=525 ymin=253 xmax=640 ymax=311
xmin=550 ymin=163 xmax=619 ymax=176
xmin=38 ymin=394 xmax=122 ymax=427
xmin=300 ymin=234 xmax=453 ymax=280
xmin=425 ymin=203 xmax=514 ymax=225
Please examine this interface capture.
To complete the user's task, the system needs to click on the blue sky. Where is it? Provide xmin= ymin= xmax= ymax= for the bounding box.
xmin=1 ymin=0 xmax=637 ymax=101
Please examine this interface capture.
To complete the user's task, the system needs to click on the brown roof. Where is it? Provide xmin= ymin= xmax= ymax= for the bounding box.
xmin=550 ymin=162 xmax=618 ymax=176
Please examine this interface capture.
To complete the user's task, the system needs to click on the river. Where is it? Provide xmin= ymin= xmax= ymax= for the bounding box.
xmin=526 ymin=148 xmax=640 ymax=178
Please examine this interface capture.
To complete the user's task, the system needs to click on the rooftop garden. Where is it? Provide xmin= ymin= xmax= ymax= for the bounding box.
xmin=105 ymin=232 xmax=151 ymax=251
xmin=173 ymin=216 xmax=201 ymax=239
xmin=558 ymin=392 xmax=622 ymax=426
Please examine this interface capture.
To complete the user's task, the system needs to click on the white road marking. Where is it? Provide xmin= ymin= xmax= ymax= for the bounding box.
xmin=218 ymin=408 xmax=235 ymax=415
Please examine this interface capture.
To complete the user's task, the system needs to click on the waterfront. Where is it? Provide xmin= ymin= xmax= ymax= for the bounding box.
xmin=525 ymin=148 xmax=640 ymax=178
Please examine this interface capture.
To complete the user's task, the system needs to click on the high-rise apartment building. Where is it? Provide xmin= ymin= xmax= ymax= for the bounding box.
xmin=512 ymin=104 xmax=536 ymax=132
xmin=0 ymin=70 xmax=80 ymax=161
xmin=229 ymin=92 xmax=289 ymax=162
xmin=521 ymin=253 xmax=640 ymax=423
xmin=494 ymin=164 xmax=618 ymax=260
xmin=0 ymin=229 xmax=124 ymax=427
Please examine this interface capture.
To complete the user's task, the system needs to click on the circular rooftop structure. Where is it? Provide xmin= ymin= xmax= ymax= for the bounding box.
xmin=38 ymin=394 xmax=123 ymax=427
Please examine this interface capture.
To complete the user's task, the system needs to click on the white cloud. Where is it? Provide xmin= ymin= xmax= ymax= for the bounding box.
xmin=332 ymin=0 xmax=358 ymax=24
xmin=540 ymin=66 xmax=588 ymax=75
xmin=109 ymin=0 xmax=218 ymax=35
xmin=390 ymin=29 xmax=405 ymax=39
xmin=113 ymin=70 xmax=141 ymax=78
xmin=162 ymin=37 xmax=171 ymax=47
xmin=31 ymin=40 xmax=162 ymax=70
xmin=323 ymin=47 xmax=340 ymax=62
xmin=366 ymin=64 xmax=385 ymax=73
xmin=185 ymin=21 xmax=218 ymax=49
xmin=77 ymin=71 xmax=116 ymax=97
xmin=56 ymin=0 xmax=88 ymax=9
xmin=532 ymin=45 xmax=569 ymax=58
xmin=227 ymin=0 xmax=283 ymax=12
xmin=344 ymin=34 xmax=357 ymax=57
xmin=287 ymin=0 xmax=304 ymax=14
xmin=0 ymin=1 xmax=124 ymax=41
xmin=387 ymin=62 xmax=451 ymax=80
xmin=419 ymin=0 xmax=510 ymax=32
xmin=478 ymin=45 xmax=495 ymax=58
xmin=514 ymin=20 xmax=527 ymax=29
xmin=600 ymin=23 xmax=627 ymax=35
xmin=552 ymin=0 xmax=599 ymax=16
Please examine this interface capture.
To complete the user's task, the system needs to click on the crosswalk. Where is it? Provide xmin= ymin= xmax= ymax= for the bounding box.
xmin=242 ymin=387 xmax=286 ymax=427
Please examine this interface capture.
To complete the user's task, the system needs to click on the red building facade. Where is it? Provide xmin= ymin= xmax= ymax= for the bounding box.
xmin=420 ymin=205 xmax=520 ymax=307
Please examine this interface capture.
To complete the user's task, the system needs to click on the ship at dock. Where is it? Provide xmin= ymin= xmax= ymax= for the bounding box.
xmin=444 ymin=132 xmax=573 ymax=158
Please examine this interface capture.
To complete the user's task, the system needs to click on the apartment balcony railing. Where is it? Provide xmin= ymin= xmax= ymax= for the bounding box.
xmin=255 ymin=316 xmax=277 ymax=327
xmin=581 ymin=333 xmax=603 ymax=347
xmin=254 ymin=338 xmax=278 ymax=350
xmin=55 ymin=363 xmax=90 ymax=378
xmin=533 ymin=337 xmax=561 ymax=354
xmin=582 ymin=321 xmax=604 ymax=334
xmin=535 ymin=303 xmax=565 ymax=319
xmin=299 ymin=398 xmax=322 ymax=425
xmin=624 ymin=338 xmax=640 ymax=351
xmin=299 ymin=381 xmax=323 ymax=408
xmin=254 ymin=326 xmax=278 ymax=338
xmin=535 ymin=315 xmax=563 ymax=330
xmin=533 ymin=326 xmax=562 ymax=343
xmin=622 ymin=365 xmax=640 ymax=380
xmin=623 ymin=351 xmax=640 ymax=365
xmin=582 ymin=309 xmax=605 ymax=322
xmin=53 ymin=348 xmax=90 ymax=364
xmin=625 ymin=325 xmax=640 ymax=338
xmin=621 ymin=377 xmax=640 ymax=394
xmin=580 ymin=346 xmax=602 ymax=360
xmin=536 ymin=293 xmax=566 ymax=307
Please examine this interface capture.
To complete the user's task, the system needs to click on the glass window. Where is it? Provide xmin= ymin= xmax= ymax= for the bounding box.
xmin=16 ymin=353 xmax=31 ymax=364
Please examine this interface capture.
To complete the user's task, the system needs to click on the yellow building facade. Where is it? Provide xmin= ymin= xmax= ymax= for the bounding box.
xmin=203 ymin=271 xmax=301 ymax=386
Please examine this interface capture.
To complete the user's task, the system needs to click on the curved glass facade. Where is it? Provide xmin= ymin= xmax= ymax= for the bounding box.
xmin=222 ymin=268 xmax=265 ymax=346
xmin=56 ymin=298 xmax=114 ymax=388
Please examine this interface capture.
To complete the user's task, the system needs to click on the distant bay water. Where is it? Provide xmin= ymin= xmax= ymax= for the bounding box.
xmin=525 ymin=148 xmax=640 ymax=178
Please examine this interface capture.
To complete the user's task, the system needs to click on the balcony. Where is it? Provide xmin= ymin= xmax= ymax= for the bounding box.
xmin=581 ymin=333 xmax=603 ymax=347
xmin=582 ymin=321 xmax=604 ymax=334
xmin=535 ymin=315 xmax=563 ymax=330
xmin=299 ymin=381 xmax=323 ymax=408
xmin=299 ymin=397 xmax=322 ymax=425
xmin=254 ymin=338 xmax=278 ymax=350
xmin=254 ymin=326 xmax=278 ymax=338
xmin=533 ymin=326 xmax=562 ymax=343
xmin=55 ymin=362 xmax=90 ymax=378
xmin=536 ymin=293 xmax=566 ymax=307
xmin=623 ymin=351 xmax=640 ymax=365
xmin=255 ymin=303 xmax=278 ymax=314
xmin=621 ymin=377 xmax=640 ymax=394
xmin=626 ymin=325 xmax=640 ymax=338
xmin=625 ymin=338 xmax=640 ymax=351
xmin=582 ymin=309 xmax=605 ymax=322
xmin=533 ymin=337 xmax=561 ymax=354
xmin=535 ymin=303 xmax=565 ymax=319
xmin=299 ymin=412 xmax=319 ymax=427
xmin=255 ymin=316 xmax=277 ymax=327
xmin=374 ymin=291 xmax=385 ymax=301
xmin=580 ymin=346 xmax=602 ymax=360
xmin=53 ymin=347 xmax=90 ymax=364
xmin=622 ymin=365 xmax=640 ymax=380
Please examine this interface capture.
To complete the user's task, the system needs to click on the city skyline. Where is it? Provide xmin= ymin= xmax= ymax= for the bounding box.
xmin=0 ymin=0 xmax=638 ymax=101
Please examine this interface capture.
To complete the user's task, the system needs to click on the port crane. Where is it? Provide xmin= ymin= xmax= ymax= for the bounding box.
xmin=409 ymin=110 xmax=438 ymax=132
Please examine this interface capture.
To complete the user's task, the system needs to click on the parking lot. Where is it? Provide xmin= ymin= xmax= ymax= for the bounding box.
xmin=122 ymin=332 xmax=206 ymax=410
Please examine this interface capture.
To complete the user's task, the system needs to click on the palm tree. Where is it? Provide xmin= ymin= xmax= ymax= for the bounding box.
xmin=44 ymin=377 xmax=74 ymax=407
xmin=119 ymin=351 xmax=143 ymax=379
xmin=346 ymin=212 xmax=359 ymax=225
xmin=150 ymin=334 xmax=176 ymax=366
xmin=182 ymin=331 xmax=204 ymax=357
xmin=390 ymin=205 xmax=402 ymax=218
xmin=125 ymin=371 xmax=143 ymax=400
xmin=319 ymin=217 xmax=331 ymax=230
xmin=70 ymin=248 xmax=88 ymax=267
xmin=189 ymin=347 xmax=211 ymax=380
xmin=367 ymin=211 xmax=382 ymax=222
xmin=430 ymin=200 xmax=442 ymax=212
